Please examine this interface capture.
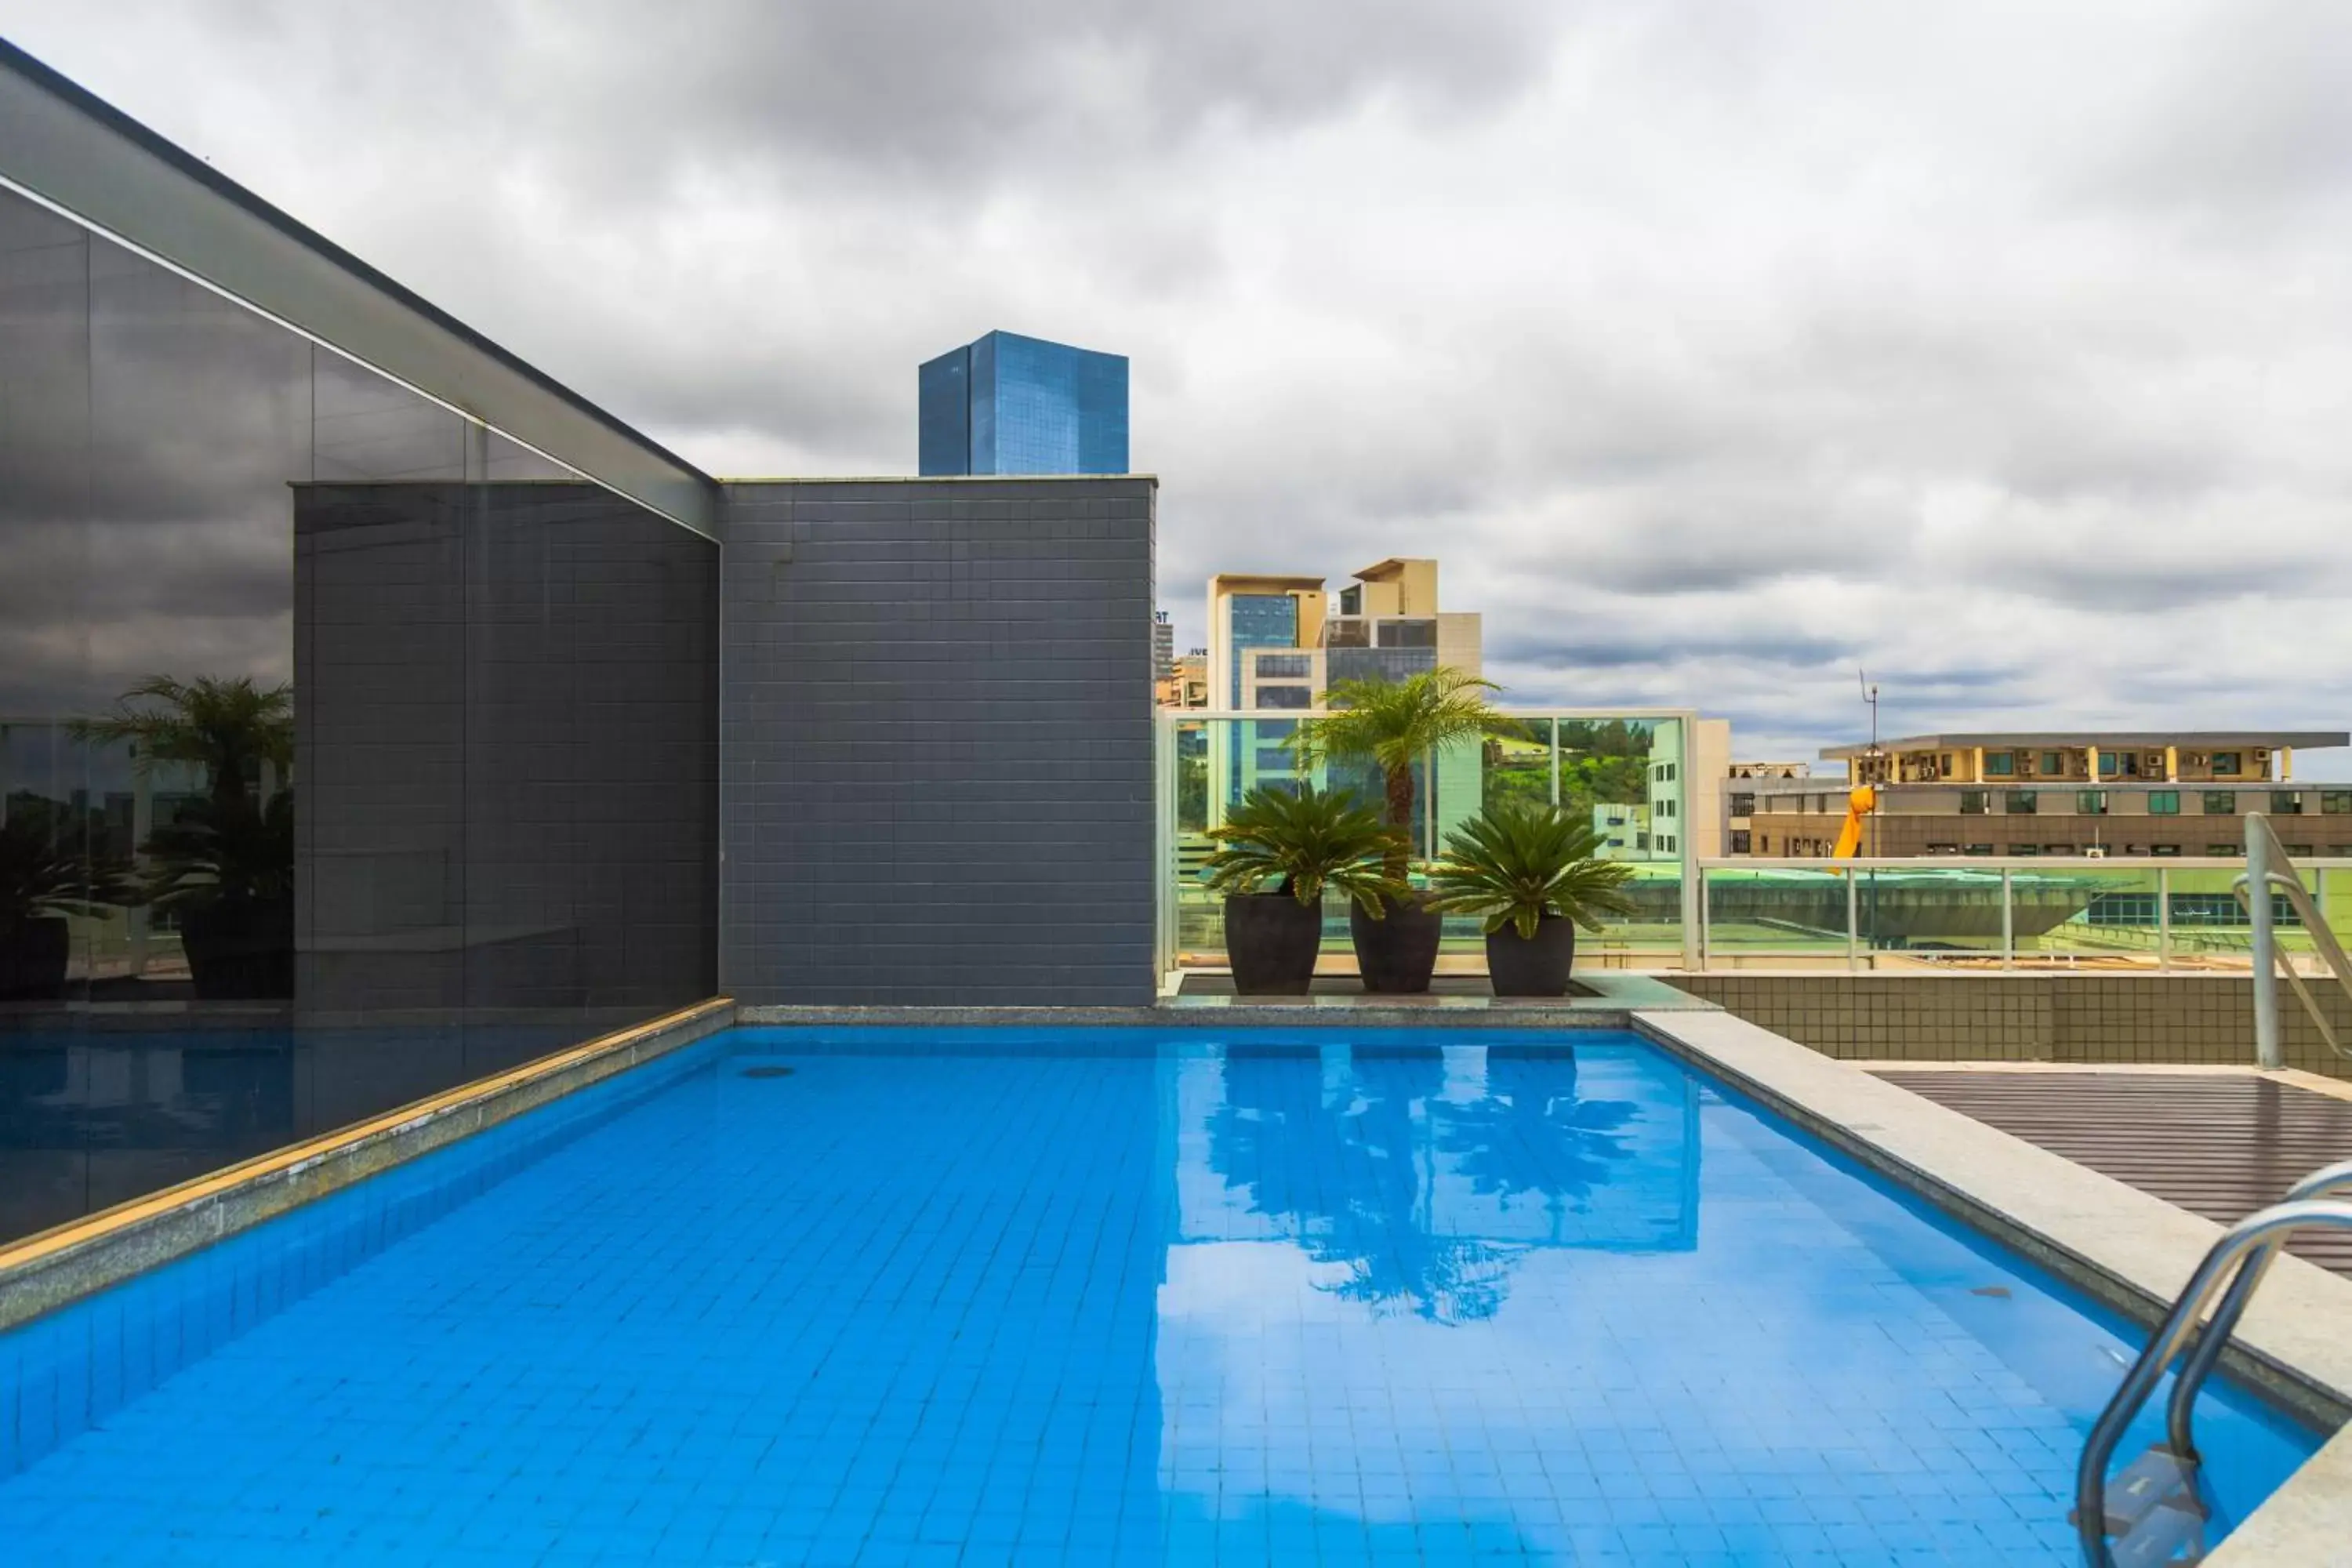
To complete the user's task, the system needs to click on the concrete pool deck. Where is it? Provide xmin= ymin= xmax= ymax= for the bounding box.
xmin=1632 ymin=1007 xmax=2352 ymax=1563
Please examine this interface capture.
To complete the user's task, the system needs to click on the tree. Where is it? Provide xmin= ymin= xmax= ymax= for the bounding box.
xmin=1288 ymin=669 xmax=1515 ymax=878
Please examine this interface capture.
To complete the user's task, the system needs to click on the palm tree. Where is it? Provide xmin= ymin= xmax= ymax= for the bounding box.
xmin=1288 ymin=668 xmax=1512 ymax=877
xmin=71 ymin=675 xmax=292 ymax=809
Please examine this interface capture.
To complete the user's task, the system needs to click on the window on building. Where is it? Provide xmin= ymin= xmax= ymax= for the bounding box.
xmin=1965 ymin=843 xmax=1994 ymax=855
xmin=2044 ymin=844 xmax=2074 ymax=855
xmin=2098 ymin=752 xmax=2120 ymax=778
xmin=1984 ymin=752 xmax=2015 ymax=776
xmin=2273 ymin=791 xmax=2305 ymax=815
xmin=2012 ymin=844 xmax=2040 ymax=856
xmin=1661 ymin=834 xmax=1676 ymax=853
xmin=1255 ymin=685 xmax=1312 ymax=710
xmin=1730 ymin=830 xmax=1751 ymax=853
xmin=2151 ymin=844 xmax=2182 ymax=856
xmin=2325 ymin=791 xmax=2352 ymax=815
xmin=2078 ymin=790 xmax=2108 ymax=815
xmin=1635 ymin=832 xmax=1650 ymax=851
xmin=2207 ymin=844 xmax=2238 ymax=857
xmin=2288 ymin=844 xmax=2315 ymax=858
xmin=2212 ymin=752 xmax=2241 ymax=775
xmin=2005 ymin=790 xmax=2038 ymax=815
xmin=1657 ymin=798 xmax=1676 ymax=818
xmin=1338 ymin=585 xmax=1361 ymax=615
xmin=2203 ymin=791 xmax=2238 ymax=815
xmin=1940 ymin=753 xmax=1955 ymax=776
xmin=2148 ymin=791 xmax=2180 ymax=815
xmin=1926 ymin=843 xmax=1960 ymax=855
xmin=1959 ymin=790 xmax=1987 ymax=815
xmin=1254 ymin=748 xmax=1297 ymax=771
xmin=1376 ymin=619 xmax=1437 ymax=648
xmin=1666 ymin=762 xmax=1679 ymax=782
xmin=1254 ymin=653 xmax=1312 ymax=678
xmin=2042 ymin=751 xmax=2064 ymax=775
xmin=1730 ymin=793 xmax=1755 ymax=816
xmin=1323 ymin=619 xmax=1370 ymax=648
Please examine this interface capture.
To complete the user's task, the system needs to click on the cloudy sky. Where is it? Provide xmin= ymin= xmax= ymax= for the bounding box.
xmin=5 ymin=1 xmax=2349 ymax=758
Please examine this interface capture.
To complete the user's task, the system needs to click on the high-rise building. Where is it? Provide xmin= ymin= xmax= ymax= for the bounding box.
xmin=1203 ymin=559 xmax=1483 ymax=849
xmin=918 ymin=330 xmax=1129 ymax=476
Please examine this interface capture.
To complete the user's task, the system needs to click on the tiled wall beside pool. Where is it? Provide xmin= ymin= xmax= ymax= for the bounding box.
xmin=0 ymin=1029 xmax=731 ymax=1481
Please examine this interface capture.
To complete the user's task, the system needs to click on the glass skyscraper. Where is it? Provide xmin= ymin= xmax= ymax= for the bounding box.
xmin=919 ymin=330 xmax=1130 ymax=475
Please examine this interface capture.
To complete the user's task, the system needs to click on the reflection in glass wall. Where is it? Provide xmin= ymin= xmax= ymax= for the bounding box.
xmin=0 ymin=184 xmax=717 ymax=1244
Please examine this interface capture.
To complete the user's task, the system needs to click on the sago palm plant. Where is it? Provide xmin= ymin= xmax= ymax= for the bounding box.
xmin=1288 ymin=669 xmax=1512 ymax=877
xmin=72 ymin=675 xmax=293 ymax=811
xmin=1425 ymin=799 xmax=1636 ymax=938
xmin=1202 ymin=786 xmax=1407 ymax=915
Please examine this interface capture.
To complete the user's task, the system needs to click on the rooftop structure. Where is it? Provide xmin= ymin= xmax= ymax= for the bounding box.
xmin=9 ymin=40 xmax=2352 ymax=1568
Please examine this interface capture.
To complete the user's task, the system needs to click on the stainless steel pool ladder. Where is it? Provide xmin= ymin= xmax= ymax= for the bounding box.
xmin=2239 ymin=812 xmax=2352 ymax=1069
xmin=2074 ymin=1159 xmax=2352 ymax=1567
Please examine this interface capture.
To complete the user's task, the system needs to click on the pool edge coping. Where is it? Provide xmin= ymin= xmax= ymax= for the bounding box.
xmin=1632 ymin=1006 xmax=2352 ymax=1560
xmin=0 ymin=996 xmax=735 ymax=1334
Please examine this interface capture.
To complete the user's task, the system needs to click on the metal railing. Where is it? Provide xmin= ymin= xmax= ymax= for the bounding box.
xmin=2240 ymin=813 xmax=2352 ymax=1069
xmin=2074 ymin=1165 xmax=2352 ymax=1566
xmin=1695 ymin=856 xmax=2342 ymax=975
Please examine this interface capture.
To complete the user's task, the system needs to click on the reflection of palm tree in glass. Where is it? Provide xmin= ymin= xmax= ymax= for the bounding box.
xmin=1207 ymin=1048 xmax=1642 ymax=1324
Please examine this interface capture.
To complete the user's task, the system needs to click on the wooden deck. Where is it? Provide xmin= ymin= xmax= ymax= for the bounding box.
xmin=1874 ymin=1069 xmax=2352 ymax=1275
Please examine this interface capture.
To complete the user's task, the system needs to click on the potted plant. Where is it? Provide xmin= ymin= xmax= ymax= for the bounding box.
xmin=75 ymin=675 xmax=295 ymax=1000
xmin=0 ymin=816 xmax=83 ymax=1000
xmin=143 ymin=792 xmax=296 ymax=998
xmin=1290 ymin=669 xmax=1512 ymax=993
xmin=1426 ymin=800 xmax=1636 ymax=996
xmin=1202 ymin=785 xmax=1406 ymax=995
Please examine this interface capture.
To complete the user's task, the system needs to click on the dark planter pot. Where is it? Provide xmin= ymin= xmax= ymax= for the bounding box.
xmin=0 ymin=916 xmax=70 ymax=1000
xmin=1224 ymin=893 xmax=1323 ymax=996
xmin=179 ymin=898 xmax=294 ymax=1000
xmin=1350 ymin=891 xmax=1444 ymax=993
xmin=1486 ymin=915 xmax=1577 ymax=997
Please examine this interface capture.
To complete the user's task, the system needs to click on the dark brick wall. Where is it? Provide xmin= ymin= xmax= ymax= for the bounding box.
xmin=720 ymin=478 xmax=1156 ymax=1004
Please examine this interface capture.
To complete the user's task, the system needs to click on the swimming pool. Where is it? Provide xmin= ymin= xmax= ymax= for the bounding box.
xmin=0 ymin=1026 xmax=2322 ymax=1563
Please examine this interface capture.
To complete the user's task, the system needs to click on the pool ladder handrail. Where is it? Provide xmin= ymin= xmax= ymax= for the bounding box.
xmin=2238 ymin=811 xmax=2352 ymax=1068
xmin=2075 ymin=1164 xmax=2352 ymax=1567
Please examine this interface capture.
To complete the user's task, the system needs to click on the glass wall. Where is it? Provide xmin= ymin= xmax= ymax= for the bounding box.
xmin=1168 ymin=713 xmax=1691 ymax=973
xmin=0 ymin=186 xmax=718 ymax=1244
xmin=1697 ymin=859 xmax=2343 ymax=971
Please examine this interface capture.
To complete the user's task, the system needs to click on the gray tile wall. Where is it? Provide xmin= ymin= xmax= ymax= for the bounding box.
xmin=720 ymin=478 xmax=1156 ymax=1004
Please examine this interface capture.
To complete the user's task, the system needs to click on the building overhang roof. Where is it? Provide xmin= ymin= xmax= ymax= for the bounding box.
xmin=1210 ymin=573 xmax=1326 ymax=591
xmin=1819 ymin=731 xmax=2350 ymax=760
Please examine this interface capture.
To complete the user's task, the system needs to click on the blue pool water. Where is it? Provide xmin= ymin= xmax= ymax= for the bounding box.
xmin=0 ymin=1027 xmax=2323 ymax=1565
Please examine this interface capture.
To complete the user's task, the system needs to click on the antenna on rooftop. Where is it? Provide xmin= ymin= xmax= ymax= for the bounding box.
xmin=1860 ymin=668 xmax=1879 ymax=756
